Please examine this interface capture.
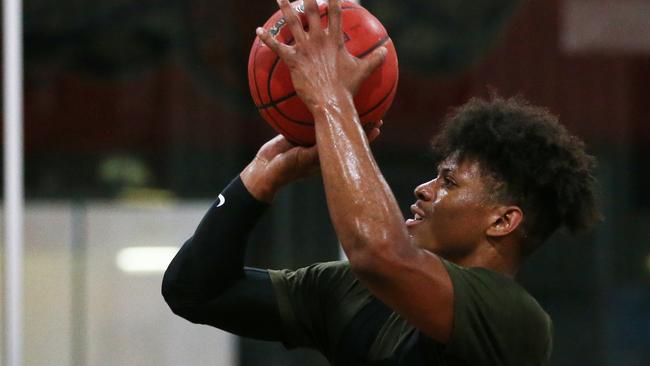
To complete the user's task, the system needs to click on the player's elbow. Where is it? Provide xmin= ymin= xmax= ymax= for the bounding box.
xmin=167 ymin=304 xmax=203 ymax=325
xmin=346 ymin=237 xmax=408 ymax=279
xmin=161 ymin=280 xmax=203 ymax=323
xmin=161 ymin=269 xmax=197 ymax=320
xmin=160 ymin=241 xmax=203 ymax=320
xmin=161 ymin=274 xmax=186 ymax=316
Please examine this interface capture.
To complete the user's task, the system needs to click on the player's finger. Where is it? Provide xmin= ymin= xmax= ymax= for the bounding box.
xmin=304 ymin=0 xmax=322 ymax=33
xmin=304 ymin=146 xmax=321 ymax=176
xmin=305 ymin=145 xmax=319 ymax=164
xmin=256 ymin=27 xmax=290 ymax=57
xmin=328 ymin=0 xmax=343 ymax=45
xmin=294 ymin=145 xmax=319 ymax=169
xmin=271 ymin=135 xmax=295 ymax=152
xmin=258 ymin=135 xmax=294 ymax=159
xmin=277 ymin=0 xmax=306 ymax=43
xmin=368 ymin=120 xmax=383 ymax=130
xmin=361 ymin=46 xmax=387 ymax=78
xmin=367 ymin=127 xmax=381 ymax=142
xmin=363 ymin=121 xmax=382 ymax=141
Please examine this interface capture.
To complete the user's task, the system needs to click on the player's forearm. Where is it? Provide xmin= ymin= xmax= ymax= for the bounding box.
xmin=313 ymin=90 xmax=409 ymax=261
xmin=162 ymin=177 xmax=268 ymax=306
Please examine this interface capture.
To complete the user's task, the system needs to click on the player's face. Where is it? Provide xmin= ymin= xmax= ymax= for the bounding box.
xmin=406 ymin=156 xmax=495 ymax=261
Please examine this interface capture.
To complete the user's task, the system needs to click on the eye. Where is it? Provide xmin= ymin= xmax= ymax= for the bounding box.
xmin=435 ymin=168 xmax=456 ymax=188
xmin=442 ymin=175 xmax=455 ymax=188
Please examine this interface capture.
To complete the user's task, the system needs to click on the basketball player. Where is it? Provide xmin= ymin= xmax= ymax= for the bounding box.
xmin=162 ymin=0 xmax=600 ymax=364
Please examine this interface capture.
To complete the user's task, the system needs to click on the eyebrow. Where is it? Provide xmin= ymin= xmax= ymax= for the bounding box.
xmin=437 ymin=165 xmax=462 ymax=184
xmin=436 ymin=162 xmax=455 ymax=173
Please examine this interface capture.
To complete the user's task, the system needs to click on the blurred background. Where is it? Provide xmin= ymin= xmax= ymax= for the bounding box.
xmin=2 ymin=0 xmax=649 ymax=365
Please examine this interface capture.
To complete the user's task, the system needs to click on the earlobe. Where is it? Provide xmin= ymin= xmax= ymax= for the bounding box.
xmin=486 ymin=207 xmax=523 ymax=238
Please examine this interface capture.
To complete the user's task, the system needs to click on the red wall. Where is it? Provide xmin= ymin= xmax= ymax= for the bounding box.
xmin=24 ymin=0 xmax=650 ymax=153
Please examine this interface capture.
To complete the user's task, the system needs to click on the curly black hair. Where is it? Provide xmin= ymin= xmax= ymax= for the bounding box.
xmin=431 ymin=95 xmax=600 ymax=254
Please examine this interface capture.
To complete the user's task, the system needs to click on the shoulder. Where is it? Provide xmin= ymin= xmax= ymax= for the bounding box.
xmin=441 ymin=260 xmax=552 ymax=364
xmin=443 ymin=260 xmax=550 ymax=324
xmin=267 ymin=261 xmax=374 ymax=354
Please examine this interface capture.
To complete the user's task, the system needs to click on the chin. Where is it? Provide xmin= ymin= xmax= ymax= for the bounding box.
xmin=410 ymin=233 xmax=436 ymax=253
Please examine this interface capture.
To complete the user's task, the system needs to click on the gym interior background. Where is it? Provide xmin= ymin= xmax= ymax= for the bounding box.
xmin=2 ymin=0 xmax=649 ymax=365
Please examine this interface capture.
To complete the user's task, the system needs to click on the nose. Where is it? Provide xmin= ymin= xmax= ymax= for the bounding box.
xmin=414 ymin=179 xmax=435 ymax=201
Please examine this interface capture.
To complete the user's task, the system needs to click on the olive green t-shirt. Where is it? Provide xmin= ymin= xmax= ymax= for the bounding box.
xmin=269 ymin=259 xmax=552 ymax=365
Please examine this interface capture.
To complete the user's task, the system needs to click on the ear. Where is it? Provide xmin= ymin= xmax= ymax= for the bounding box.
xmin=486 ymin=206 xmax=524 ymax=238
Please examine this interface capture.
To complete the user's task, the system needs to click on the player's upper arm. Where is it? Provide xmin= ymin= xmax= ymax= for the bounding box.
xmin=348 ymin=243 xmax=454 ymax=344
xmin=163 ymin=267 xmax=284 ymax=341
xmin=268 ymin=261 xmax=366 ymax=355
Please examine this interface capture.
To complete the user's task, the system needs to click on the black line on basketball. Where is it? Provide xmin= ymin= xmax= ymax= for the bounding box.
xmin=258 ymin=35 xmax=388 ymax=111
xmin=271 ymin=33 xmax=392 ymax=127
xmin=257 ymin=6 xmax=382 ymax=126
xmin=266 ymin=55 xmax=282 ymax=107
xmin=357 ymin=35 xmax=390 ymax=59
xmin=261 ymin=106 xmax=303 ymax=145
xmin=257 ymin=92 xmax=297 ymax=110
xmin=359 ymin=79 xmax=397 ymax=118
xmin=253 ymin=41 xmax=265 ymax=108
xmin=264 ymin=56 xmax=313 ymax=125
xmin=260 ymin=6 xmax=359 ymax=111
xmin=269 ymin=98 xmax=313 ymax=125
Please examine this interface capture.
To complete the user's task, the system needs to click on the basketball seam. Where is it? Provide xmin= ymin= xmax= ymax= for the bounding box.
xmin=261 ymin=106 xmax=304 ymax=145
xmin=256 ymin=34 xmax=390 ymax=111
xmin=254 ymin=3 xmax=391 ymax=142
xmin=359 ymin=78 xmax=397 ymax=118
xmin=252 ymin=40 xmax=264 ymax=109
xmin=254 ymin=38 xmax=303 ymax=143
xmin=263 ymin=36 xmax=390 ymax=111
xmin=256 ymin=91 xmax=297 ymax=110
xmin=357 ymin=35 xmax=390 ymax=59
xmin=256 ymin=6 xmax=372 ymax=110
xmin=262 ymin=34 xmax=392 ymax=128
xmin=262 ymin=6 xmax=351 ymax=125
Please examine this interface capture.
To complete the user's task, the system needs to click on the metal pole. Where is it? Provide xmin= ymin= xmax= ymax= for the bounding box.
xmin=70 ymin=204 xmax=87 ymax=366
xmin=3 ymin=0 xmax=25 ymax=365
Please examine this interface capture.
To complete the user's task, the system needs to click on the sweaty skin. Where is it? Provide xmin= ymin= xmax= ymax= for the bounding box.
xmin=256 ymin=0 xmax=455 ymax=343
xmin=410 ymin=157 xmax=495 ymax=262
xmin=165 ymin=1 xmax=550 ymax=360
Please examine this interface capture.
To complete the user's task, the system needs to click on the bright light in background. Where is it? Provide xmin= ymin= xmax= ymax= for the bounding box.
xmin=116 ymin=246 xmax=179 ymax=274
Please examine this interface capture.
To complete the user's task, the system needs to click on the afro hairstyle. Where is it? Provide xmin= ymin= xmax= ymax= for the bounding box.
xmin=430 ymin=95 xmax=601 ymax=253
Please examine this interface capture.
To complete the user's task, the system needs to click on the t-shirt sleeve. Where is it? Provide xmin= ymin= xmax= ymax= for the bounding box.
xmin=441 ymin=260 xmax=553 ymax=366
xmin=268 ymin=261 xmax=368 ymax=355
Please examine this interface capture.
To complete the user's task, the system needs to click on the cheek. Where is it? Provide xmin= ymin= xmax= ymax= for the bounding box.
xmin=429 ymin=201 xmax=485 ymax=243
xmin=433 ymin=189 xmax=448 ymax=205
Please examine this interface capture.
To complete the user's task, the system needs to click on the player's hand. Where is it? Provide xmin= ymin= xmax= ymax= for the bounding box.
xmin=255 ymin=0 xmax=387 ymax=112
xmin=241 ymin=120 xmax=383 ymax=202
xmin=241 ymin=136 xmax=318 ymax=202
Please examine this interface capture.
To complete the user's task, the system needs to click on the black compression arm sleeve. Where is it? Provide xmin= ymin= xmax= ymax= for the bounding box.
xmin=162 ymin=176 xmax=283 ymax=340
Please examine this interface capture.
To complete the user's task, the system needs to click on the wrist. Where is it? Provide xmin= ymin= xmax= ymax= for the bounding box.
xmin=307 ymin=88 xmax=354 ymax=116
xmin=240 ymin=161 xmax=279 ymax=203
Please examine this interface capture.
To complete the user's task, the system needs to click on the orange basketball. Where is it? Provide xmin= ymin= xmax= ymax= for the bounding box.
xmin=248 ymin=1 xmax=399 ymax=146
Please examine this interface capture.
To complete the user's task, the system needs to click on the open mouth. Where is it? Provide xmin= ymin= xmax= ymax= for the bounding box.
xmin=406 ymin=204 xmax=426 ymax=227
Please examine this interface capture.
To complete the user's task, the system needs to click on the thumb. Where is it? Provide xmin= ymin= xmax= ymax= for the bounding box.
xmin=361 ymin=47 xmax=387 ymax=78
xmin=258 ymin=135 xmax=295 ymax=160
xmin=301 ymin=145 xmax=319 ymax=165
